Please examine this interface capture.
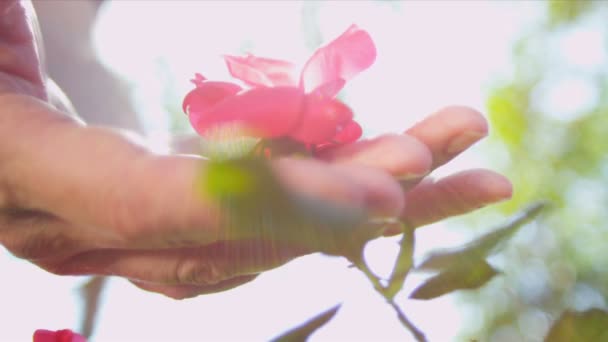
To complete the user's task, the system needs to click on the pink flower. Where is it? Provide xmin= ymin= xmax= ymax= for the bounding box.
xmin=183 ymin=25 xmax=376 ymax=147
xmin=33 ymin=329 xmax=86 ymax=342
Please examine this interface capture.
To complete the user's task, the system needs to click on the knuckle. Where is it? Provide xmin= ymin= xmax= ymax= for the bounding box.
xmin=173 ymin=257 xmax=226 ymax=285
xmin=163 ymin=288 xmax=200 ymax=300
xmin=130 ymin=281 xmax=196 ymax=300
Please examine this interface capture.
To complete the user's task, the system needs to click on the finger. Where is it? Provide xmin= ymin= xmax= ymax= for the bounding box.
xmin=317 ymin=133 xmax=432 ymax=180
xmin=274 ymin=157 xmax=403 ymax=218
xmin=330 ymin=163 xmax=404 ymax=218
xmin=273 ymin=158 xmax=365 ymax=210
xmin=0 ymin=0 xmax=46 ymax=97
xmin=53 ymin=240 xmax=307 ymax=286
xmin=391 ymin=169 xmax=512 ymax=232
xmin=130 ymin=275 xmax=258 ymax=300
xmin=405 ymin=106 xmax=488 ymax=169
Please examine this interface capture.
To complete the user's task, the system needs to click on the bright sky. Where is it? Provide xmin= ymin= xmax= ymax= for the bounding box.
xmin=0 ymin=1 xmax=551 ymax=341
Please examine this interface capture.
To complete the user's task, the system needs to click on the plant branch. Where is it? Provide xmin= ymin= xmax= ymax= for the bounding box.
xmin=387 ymin=300 xmax=427 ymax=342
xmin=350 ymin=249 xmax=427 ymax=342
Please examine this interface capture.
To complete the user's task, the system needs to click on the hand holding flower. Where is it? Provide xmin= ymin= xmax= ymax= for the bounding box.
xmin=0 ymin=2 xmax=510 ymax=301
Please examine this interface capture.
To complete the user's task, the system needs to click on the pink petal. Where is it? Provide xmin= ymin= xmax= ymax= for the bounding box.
xmin=33 ymin=330 xmax=87 ymax=342
xmin=331 ymin=119 xmax=362 ymax=144
xmin=189 ymin=86 xmax=305 ymax=139
xmin=289 ymin=95 xmax=354 ymax=144
xmin=310 ymin=78 xmax=346 ymax=99
xmin=313 ymin=121 xmax=362 ymax=154
xmin=190 ymin=73 xmax=207 ymax=87
xmin=182 ymin=80 xmax=242 ymax=114
xmin=224 ymin=54 xmax=298 ymax=87
xmin=300 ymin=25 xmax=377 ymax=97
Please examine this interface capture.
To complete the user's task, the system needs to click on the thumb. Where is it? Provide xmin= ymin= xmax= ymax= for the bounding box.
xmin=0 ymin=0 xmax=47 ymax=98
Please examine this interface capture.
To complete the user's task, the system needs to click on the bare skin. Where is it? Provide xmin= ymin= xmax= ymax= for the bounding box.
xmin=0 ymin=0 xmax=511 ymax=299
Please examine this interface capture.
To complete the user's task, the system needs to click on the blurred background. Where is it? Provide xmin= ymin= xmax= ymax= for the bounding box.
xmin=1 ymin=0 xmax=607 ymax=341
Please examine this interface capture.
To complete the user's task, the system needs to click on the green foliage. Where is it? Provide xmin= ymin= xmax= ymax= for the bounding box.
xmin=417 ymin=202 xmax=546 ymax=271
xmin=384 ymin=225 xmax=415 ymax=300
xmin=410 ymin=203 xmax=544 ymax=300
xmin=410 ymin=260 xmax=499 ymax=300
xmin=271 ymin=305 xmax=341 ymax=342
xmin=545 ymin=309 xmax=608 ymax=342
xmin=486 ymin=85 xmax=528 ymax=149
xmin=463 ymin=0 xmax=608 ymax=340
xmin=546 ymin=0 xmax=596 ymax=27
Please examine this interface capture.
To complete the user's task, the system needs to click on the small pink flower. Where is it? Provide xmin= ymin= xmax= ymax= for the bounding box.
xmin=183 ymin=25 xmax=375 ymax=147
xmin=33 ymin=329 xmax=86 ymax=342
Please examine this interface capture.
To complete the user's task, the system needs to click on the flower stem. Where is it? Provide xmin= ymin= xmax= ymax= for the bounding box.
xmin=350 ymin=253 xmax=427 ymax=342
xmin=387 ymin=300 xmax=427 ymax=342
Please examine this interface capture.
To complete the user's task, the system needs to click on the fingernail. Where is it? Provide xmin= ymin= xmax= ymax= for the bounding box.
xmin=366 ymin=217 xmax=401 ymax=236
xmin=397 ymin=171 xmax=429 ymax=181
xmin=446 ymin=131 xmax=487 ymax=154
xmin=368 ymin=217 xmax=400 ymax=225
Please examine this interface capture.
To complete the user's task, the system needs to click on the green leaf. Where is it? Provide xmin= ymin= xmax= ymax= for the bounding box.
xmin=409 ymin=259 xmax=499 ymax=300
xmin=199 ymin=156 xmax=373 ymax=257
xmin=545 ymin=308 xmax=608 ymax=342
xmin=271 ymin=305 xmax=341 ymax=342
xmin=385 ymin=224 xmax=415 ymax=299
xmin=417 ymin=202 xmax=546 ymax=271
xmin=546 ymin=0 xmax=595 ymax=27
xmin=486 ymin=86 xmax=528 ymax=148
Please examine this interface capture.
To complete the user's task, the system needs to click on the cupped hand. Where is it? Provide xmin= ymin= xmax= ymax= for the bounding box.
xmin=0 ymin=94 xmax=407 ymax=298
xmin=0 ymin=1 xmax=405 ymax=299
xmin=0 ymin=1 xmax=511 ymax=299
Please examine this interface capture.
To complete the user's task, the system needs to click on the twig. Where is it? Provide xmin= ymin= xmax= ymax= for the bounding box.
xmin=387 ymin=300 xmax=427 ymax=342
xmin=350 ymin=254 xmax=427 ymax=342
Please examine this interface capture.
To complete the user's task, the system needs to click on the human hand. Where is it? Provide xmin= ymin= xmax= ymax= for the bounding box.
xmin=0 ymin=1 xmax=510 ymax=300
xmin=0 ymin=1 xmax=402 ymax=299
xmin=0 ymin=94 xmax=407 ymax=298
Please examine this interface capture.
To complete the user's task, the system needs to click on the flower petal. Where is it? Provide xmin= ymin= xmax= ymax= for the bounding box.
xmin=300 ymin=25 xmax=377 ymax=97
xmin=332 ymin=119 xmax=363 ymax=144
xmin=310 ymin=78 xmax=346 ymax=99
xmin=189 ymin=86 xmax=304 ymax=139
xmin=182 ymin=80 xmax=242 ymax=115
xmin=289 ymin=95 xmax=354 ymax=144
xmin=312 ymin=121 xmax=362 ymax=154
xmin=224 ymin=54 xmax=298 ymax=87
xmin=33 ymin=329 xmax=86 ymax=342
